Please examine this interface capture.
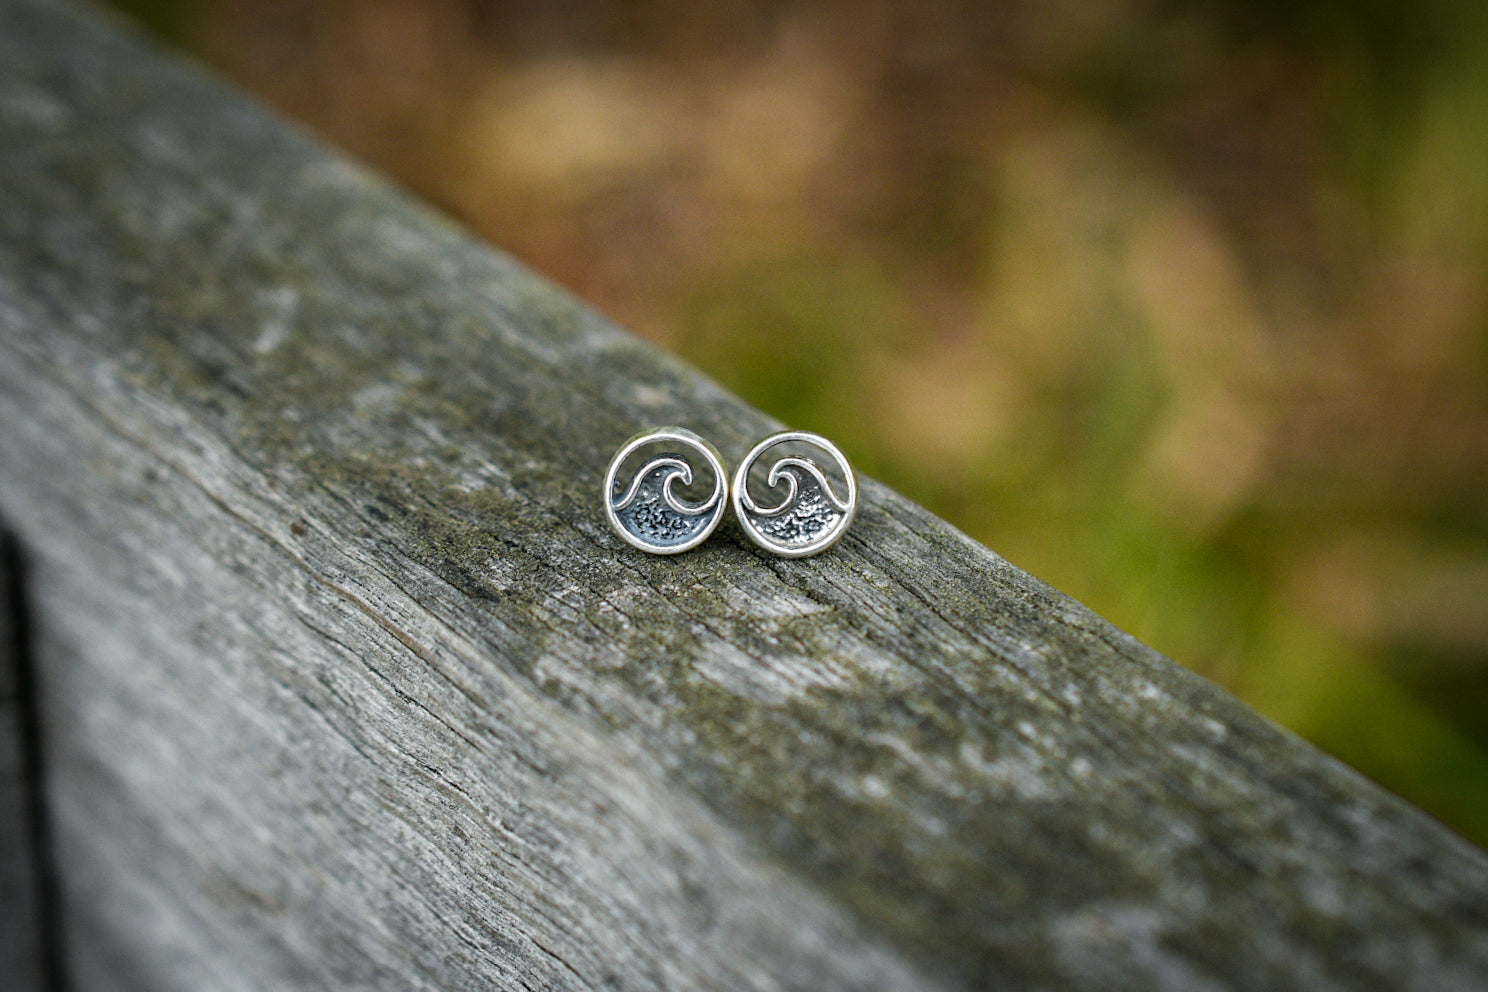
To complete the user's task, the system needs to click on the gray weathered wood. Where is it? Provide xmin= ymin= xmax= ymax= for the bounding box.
xmin=1 ymin=0 xmax=1487 ymax=989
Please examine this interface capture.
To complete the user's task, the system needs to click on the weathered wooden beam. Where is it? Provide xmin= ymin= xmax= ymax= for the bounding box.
xmin=1 ymin=0 xmax=1486 ymax=989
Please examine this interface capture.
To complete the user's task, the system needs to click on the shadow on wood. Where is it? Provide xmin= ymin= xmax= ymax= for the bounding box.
xmin=0 ymin=0 xmax=1486 ymax=989
xmin=0 ymin=528 xmax=55 ymax=992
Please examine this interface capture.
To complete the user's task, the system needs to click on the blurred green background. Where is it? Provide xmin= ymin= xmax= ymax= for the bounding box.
xmin=110 ymin=0 xmax=1488 ymax=845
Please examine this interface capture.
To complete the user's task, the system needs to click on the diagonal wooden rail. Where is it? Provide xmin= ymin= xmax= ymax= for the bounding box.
xmin=1 ymin=0 xmax=1486 ymax=989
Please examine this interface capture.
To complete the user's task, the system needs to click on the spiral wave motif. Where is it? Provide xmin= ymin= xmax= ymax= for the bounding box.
xmin=732 ymin=431 xmax=856 ymax=557
xmin=604 ymin=427 xmax=727 ymax=554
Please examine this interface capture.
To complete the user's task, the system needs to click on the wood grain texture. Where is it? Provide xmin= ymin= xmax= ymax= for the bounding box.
xmin=1 ymin=0 xmax=1487 ymax=989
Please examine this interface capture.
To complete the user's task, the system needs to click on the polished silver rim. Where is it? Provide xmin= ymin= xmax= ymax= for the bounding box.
xmin=604 ymin=427 xmax=727 ymax=554
xmin=731 ymin=431 xmax=856 ymax=558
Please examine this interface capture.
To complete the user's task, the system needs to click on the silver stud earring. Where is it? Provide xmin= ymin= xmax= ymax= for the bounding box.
xmin=604 ymin=427 xmax=728 ymax=554
xmin=731 ymin=431 xmax=856 ymax=557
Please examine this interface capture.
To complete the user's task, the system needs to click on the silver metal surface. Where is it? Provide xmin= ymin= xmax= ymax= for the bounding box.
xmin=732 ymin=431 xmax=856 ymax=558
xmin=604 ymin=427 xmax=727 ymax=554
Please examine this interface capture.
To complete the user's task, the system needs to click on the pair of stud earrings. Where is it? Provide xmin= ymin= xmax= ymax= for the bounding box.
xmin=604 ymin=427 xmax=856 ymax=558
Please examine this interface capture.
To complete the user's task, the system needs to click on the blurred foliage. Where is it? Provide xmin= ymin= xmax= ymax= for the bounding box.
xmin=108 ymin=0 xmax=1488 ymax=845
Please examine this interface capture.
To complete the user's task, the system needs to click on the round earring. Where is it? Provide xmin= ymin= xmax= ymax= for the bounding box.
xmin=604 ymin=427 xmax=728 ymax=554
xmin=731 ymin=431 xmax=856 ymax=558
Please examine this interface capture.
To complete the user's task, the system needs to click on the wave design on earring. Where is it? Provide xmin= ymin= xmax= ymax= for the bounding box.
xmin=604 ymin=427 xmax=726 ymax=554
xmin=733 ymin=431 xmax=856 ymax=557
